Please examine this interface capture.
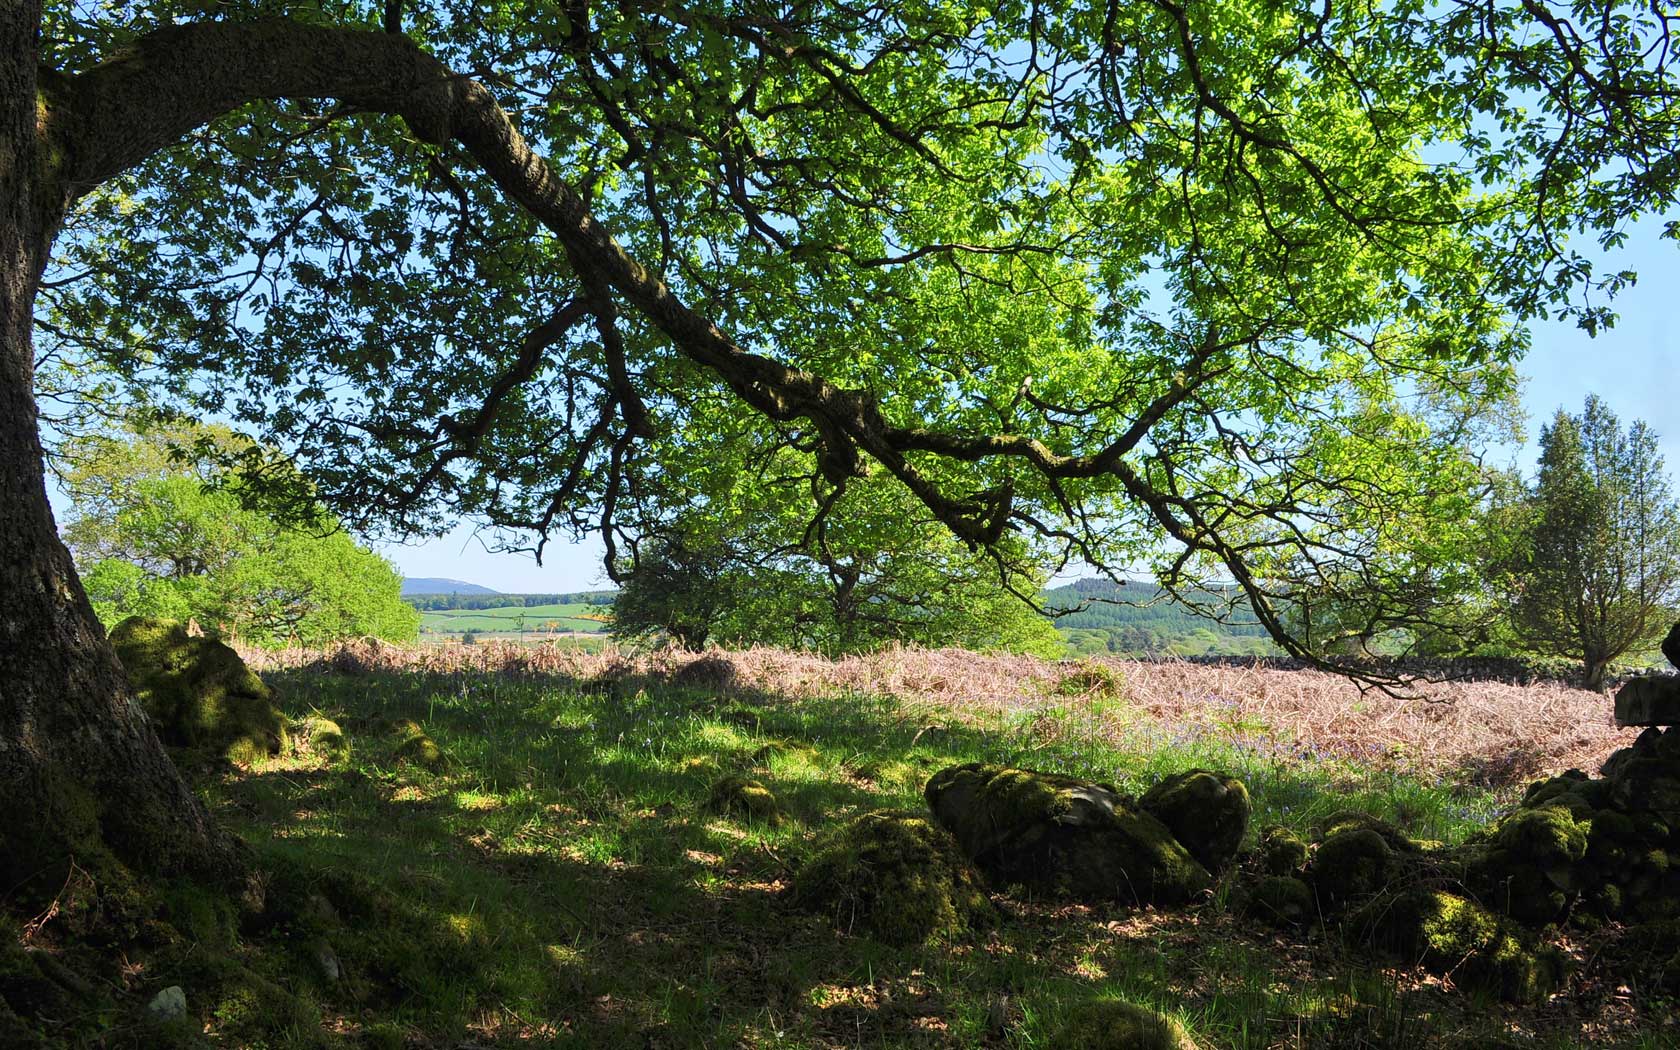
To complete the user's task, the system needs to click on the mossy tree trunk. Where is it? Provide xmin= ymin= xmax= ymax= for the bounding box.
xmin=0 ymin=0 xmax=245 ymax=899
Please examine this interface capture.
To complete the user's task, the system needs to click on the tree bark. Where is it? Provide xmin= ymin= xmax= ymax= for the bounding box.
xmin=0 ymin=1 xmax=244 ymax=898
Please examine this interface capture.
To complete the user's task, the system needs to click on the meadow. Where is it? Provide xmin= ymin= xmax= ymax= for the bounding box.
xmin=416 ymin=602 xmax=611 ymax=638
xmin=120 ymin=640 xmax=1660 ymax=1049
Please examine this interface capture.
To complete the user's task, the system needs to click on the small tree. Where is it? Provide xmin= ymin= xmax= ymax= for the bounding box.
xmin=62 ymin=425 xmax=420 ymax=646
xmin=1509 ymin=397 xmax=1680 ymax=690
xmin=610 ymin=535 xmax=749 ymax=652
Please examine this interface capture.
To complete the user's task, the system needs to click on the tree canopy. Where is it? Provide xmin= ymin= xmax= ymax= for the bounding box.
xmin=22 ymin=2 xmax=1680 ymax=673
xmin=59 ymin=424 xmax=422 ymax=646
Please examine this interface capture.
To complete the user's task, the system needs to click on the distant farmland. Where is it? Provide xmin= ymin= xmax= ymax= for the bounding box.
xmin=419 ymin=602 xmax=611 ymax=637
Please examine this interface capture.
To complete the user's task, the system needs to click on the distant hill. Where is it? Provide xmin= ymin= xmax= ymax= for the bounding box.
xmin=401 ymin=577 xmax=501 ymax=596
xmin=1042 ymin=577 xmax=1277 ymax=657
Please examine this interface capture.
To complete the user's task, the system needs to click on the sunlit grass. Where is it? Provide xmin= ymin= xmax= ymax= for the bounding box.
xmin=181 ymin=658 xmax=1663 ymax=1048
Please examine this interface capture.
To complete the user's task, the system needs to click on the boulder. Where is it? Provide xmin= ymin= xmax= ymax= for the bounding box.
xmin=1471 ymin=805 xmax=1589 ymax=923
xmin=1609 ymin=756 xmax=1680 ymax=825
xmin=1314 ymin=810 xmax=1420 ymax=854
xmin=389 ymin=719 xmax=446 ymax=770
xmin=1310 ymin=829 xmax=1397 ymax=906
xmin=791 ymin=810 xmax=993 ymax=945
xmin=110 ymin=617 xmax=287 ymax=761
xmin=296 ymin=717 xmax=349 ymax=763
xmin=703 ymin=775 xmax=781 ymax=824
xmin=1248 ymin=875 xmax=1314 ymax=927
xmin=1258 ymin=825 xmax=1309 ymax=875
xmin=1139 ymin=769 xmax=1251 ymax=874
xmin=671 ymin=654 xmax=736 ymax=690
xmin=146 ymin=985 xmax=188 ymax=1021
xmin=1615 ymin=676 xmax=1680 ymax=728
xmin=1047 ymin=999 xmax=1200 ymax=1050
xmin=1663 ymin=621 xmax=1680 ymax=670
xmin=925 ymin=764 xmax=1211 ymax=905
xmin=1349 ymin=890 xmax=1565 ymax=1002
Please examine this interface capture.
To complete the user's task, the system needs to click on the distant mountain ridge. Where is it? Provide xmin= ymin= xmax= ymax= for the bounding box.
xmin=401 ymin=577 xmax=501 ymax=596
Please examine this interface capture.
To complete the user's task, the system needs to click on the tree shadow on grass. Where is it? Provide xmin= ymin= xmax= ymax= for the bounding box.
xmin=205 ymin=663 xmax=1629 ymax=1049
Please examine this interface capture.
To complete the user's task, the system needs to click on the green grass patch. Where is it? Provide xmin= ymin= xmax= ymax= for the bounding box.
xmin=72 ymin=665 xmax=1667 ymax=1048
xmin=419 ymin=602 xmax=610 ymax=635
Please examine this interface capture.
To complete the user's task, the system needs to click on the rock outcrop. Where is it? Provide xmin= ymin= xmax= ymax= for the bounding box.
xmin=924 ymin=764 xmax=1213 ymax=905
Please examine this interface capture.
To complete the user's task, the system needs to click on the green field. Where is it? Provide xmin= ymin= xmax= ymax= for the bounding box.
xmin=419 ymin=602 xmax=610 ymax=635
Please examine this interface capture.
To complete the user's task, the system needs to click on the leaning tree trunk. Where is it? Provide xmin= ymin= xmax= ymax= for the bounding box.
xmin=0 ymin=3 xmax=244 ymax=900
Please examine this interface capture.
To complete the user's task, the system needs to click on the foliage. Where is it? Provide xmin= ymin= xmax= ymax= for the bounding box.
xmin=1047 ymin=578 xmax=1275 ymax=657
xmin=61 ymin=425 xmax=420 ymax=647
xmin=26 ymin=1 xmax=1680 ymax=679
xmin=1504 ymin=396 xmax=1680 ymax=688
xmin=611 ymin=506 xmax=1063 ymax=657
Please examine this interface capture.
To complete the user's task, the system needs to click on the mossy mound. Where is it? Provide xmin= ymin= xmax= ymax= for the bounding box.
xmin=925 ymin=763 xmax=1211 ymax=906
xmin=680 ymin=755 xmax=722 ymax=780
xmin=109 ymin=617 xmax=287 ymax=761
xmin=1139 ymin=769 xmax=1251 ymax=874
xmin=751 ymin=739 xmax=822 ymax=766
xmin=704 ymin=775 xmax=781 ymax=824
xmin=1349 ymin=889 xmax=1566 ymax=1002
xmin=791 ymin=810 xmax=993 ymax=945
xmin=1472 ymin=805 xmax=1590 ymax=923
xmin=1315 ymin=810 xmax=1420 ymax=854
xmin=1047 ymin=998 xmax=1200 ymax=1050
xmin=1309 ymin=829 xmax=1397 ymax=906
xmin=295 ymin=717 xmax=349 ymax=763
xmin=1258 ymin=825 xmax=1309 ymax=875
xmin=1248 ymin=875 xmax=1314 ymax=927
xmin=388 ymin=719 xmax=446 ymax=770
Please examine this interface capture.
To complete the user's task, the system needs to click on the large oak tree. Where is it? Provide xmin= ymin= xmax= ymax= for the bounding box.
xmin=3 ymin=1 xmax=1676 ymax=891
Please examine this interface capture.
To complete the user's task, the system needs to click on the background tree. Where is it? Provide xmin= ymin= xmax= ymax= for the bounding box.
xmin=61 ymin=424 xmax=420 ymax=645
xmin=610 ymin=533 xmax=749 ymax=652
xmin=1506 ymin=397 xmax=1680 ymax=689
xmin=2 ymin=0 xmax=1678 ymax=898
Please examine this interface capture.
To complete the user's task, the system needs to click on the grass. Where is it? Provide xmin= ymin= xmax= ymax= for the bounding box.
xmin=83 ymin=644 xmax=1655 ymax=1049
xmin=417 ymin=603 xmax=610 ymax=636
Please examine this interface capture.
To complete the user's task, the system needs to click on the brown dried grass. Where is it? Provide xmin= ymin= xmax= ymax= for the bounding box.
xmin=243 ymin=640 xmax=1630 ymax=785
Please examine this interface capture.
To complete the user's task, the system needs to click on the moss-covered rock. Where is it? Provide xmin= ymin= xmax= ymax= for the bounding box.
xmin=704 ymin=775 xmax=781 ymax=824
xmin=389 ymin=719 xmax=446 ymax=770
xmin=1249 ymin=875 xmax=1314 ymax=927
xmin=1493 ymin=805 xmax=1589 ymax=866
xmin=109 ymin=617 xmax=287 ymax=761
xmin=1139 ymin=769 xmax=1251 ymax=874
xmin=295 ymin=716 xmax=349 ymax=763
xmin=1315 ymin=810 xmax=1420 ymax=853
xmin=1047 ymin=999 xmax=1200 ymax=1050
xmin=1350 ymin=889 xmax=1566 ymax=1002
xmin=680 ymin=755 xmax=722 ymax=780
xmin=1471 ymin=805 xmax=1590 ymax=923
xmin=1310 ymin=829 xmax=1396 ymax=906
xmin=1259 ymin=825 xmax=1309 ymax=875
xmin=791 ymin=810 xmax=993 ymax=944
xmin=925 ymin=764 xmax=1211 ymax=906
xmin=1611 ymin=758 xmax=1680 ymax=825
